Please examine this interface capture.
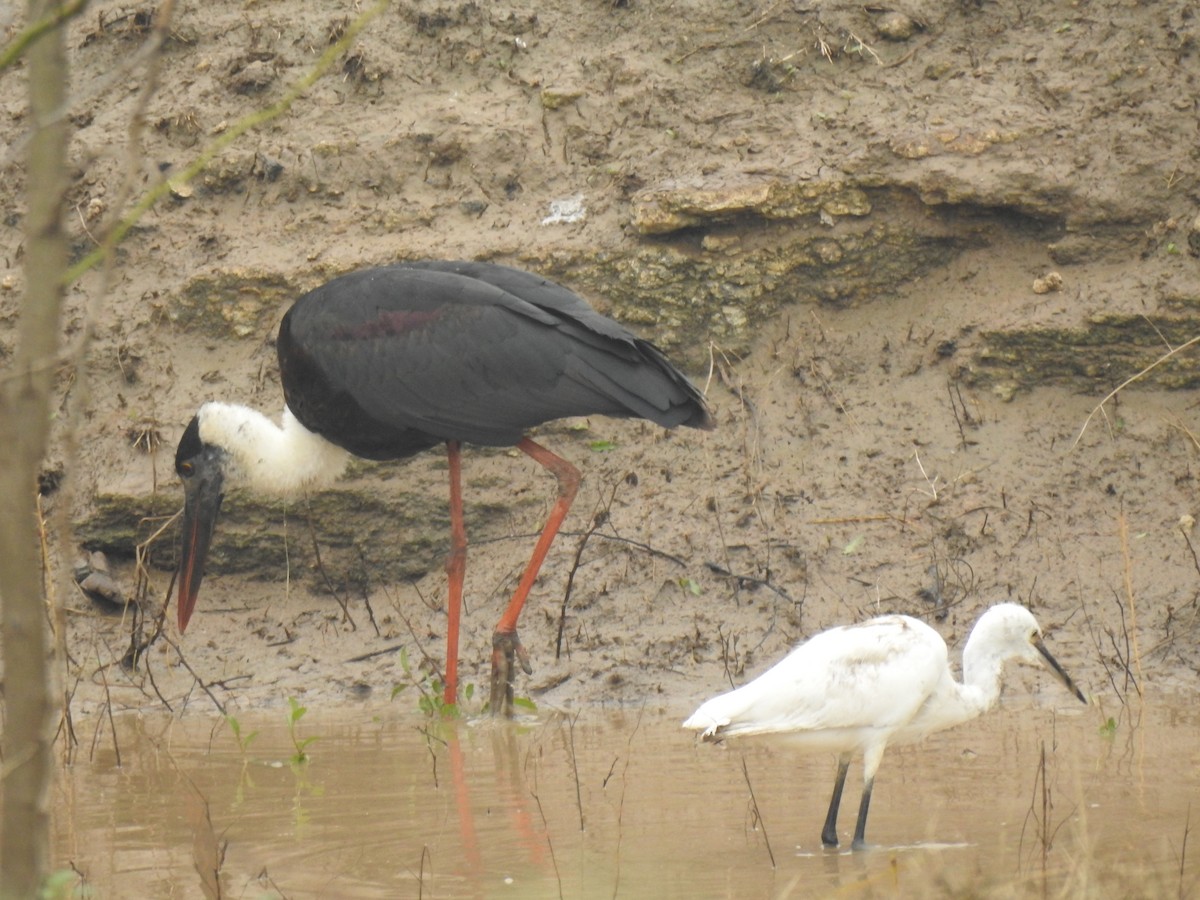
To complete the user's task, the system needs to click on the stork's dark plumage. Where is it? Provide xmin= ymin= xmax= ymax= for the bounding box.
xmin=174 ymin=261 xmax=714 ymax=714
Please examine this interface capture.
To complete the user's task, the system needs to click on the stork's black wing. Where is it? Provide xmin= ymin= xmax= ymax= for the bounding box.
xmin=277 ymin=262 xmax=712 ymax=460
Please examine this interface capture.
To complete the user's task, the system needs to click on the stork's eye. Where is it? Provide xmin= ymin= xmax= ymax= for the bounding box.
xmin=179 ymin=461 xmax=195 ymax=477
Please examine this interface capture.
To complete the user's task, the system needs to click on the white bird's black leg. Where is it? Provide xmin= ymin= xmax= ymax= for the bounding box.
xmin=851 ymin=777 xmax=874 ymax=850
xmin=821 ymin=753 xmax=852 ymax=847
xmin=684 ymin=605 xmax=1087 ymax=851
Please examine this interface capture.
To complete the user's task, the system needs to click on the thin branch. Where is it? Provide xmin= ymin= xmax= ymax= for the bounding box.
xmin=63 ymin=0 xmax=391 ymax=286
xmin=0 ymin=0 xmax=88 ymax=73
xmin=741 ymin=755 xmax=775 ymax=868
xmin=1072 ymin=334 xmax=1200 ymax=449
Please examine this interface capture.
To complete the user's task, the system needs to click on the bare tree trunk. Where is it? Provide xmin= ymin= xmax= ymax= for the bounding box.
xmin=0 ymin=0 xmax=71 ymax=895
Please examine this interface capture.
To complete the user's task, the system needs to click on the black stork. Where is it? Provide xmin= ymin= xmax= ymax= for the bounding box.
xmin=174 ymin=260 xmax=714 ymax=714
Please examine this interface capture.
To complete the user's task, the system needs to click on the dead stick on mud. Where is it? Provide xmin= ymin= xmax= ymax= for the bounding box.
xmin=1106 ymin=590 xmax=1137 ymax=702
xmin=704 ymin=562 xmax=798 ymax=606
xmin=1179 ymin=524 xmax=1200 ymax=579
xmin=1078 ymin=586 xmax=1123 ymax=701
xmin=805 ymin=514 xmax=892 ymax=525
xmin=1072 ymin=334 xmax=1200 ymax=448
xmin=557 ymin=479 xmax=623 ymax=661
xmin=477 ymin=527 xmax=689 ymax=567
xmin=356 ymin=548 xmax=382 ymax=637
xmin=123 ymin=511 xmax=179 ymax=670
xmin=392 ymin=601 xmax=444 ymax=684
xmin=162 ymin=634 xmax=228 ymax=716
xmin=346 ymin=644 xmax=406 ymax=663
xmin=303 ymin=496 xmax=355 ymax=629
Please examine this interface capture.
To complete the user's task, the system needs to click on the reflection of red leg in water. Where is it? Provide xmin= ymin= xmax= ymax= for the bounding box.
xmin=447 ymin=723 xmax=547 ymax=883
xmin=448 ymin=727 xmax=482 ymax=882
xmin=490 ymin=726 xmax=546 ymax=869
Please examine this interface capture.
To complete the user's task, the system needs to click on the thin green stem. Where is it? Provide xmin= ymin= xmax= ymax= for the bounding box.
xmin=64 ymin=0 xmax=390 ymax=286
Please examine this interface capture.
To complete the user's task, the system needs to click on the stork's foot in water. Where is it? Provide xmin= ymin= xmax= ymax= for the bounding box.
xmin=490 ymin=630 xmax=532 ymax=716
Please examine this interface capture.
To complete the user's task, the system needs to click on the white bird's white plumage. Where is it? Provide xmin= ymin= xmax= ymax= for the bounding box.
xmin=684 ymin=615 xmax=945 ymax=747
xmin=686 ymin=605 xmax=1052 ymax=748
xmin=196 ymin=401 xmax=351 ymax=495
xmin=684 ymin=603 xmax=1086 ymax=849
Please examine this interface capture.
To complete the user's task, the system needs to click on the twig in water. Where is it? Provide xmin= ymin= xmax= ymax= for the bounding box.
xmin=1018 ymin=740 xmax=1052 ymax=877
xmin=610 ymin=704 xmax=646 ymax=900
xmin=416 ymin=844 xmax=430 ymax=900
xmin=414 ymin=726 xmax=445 ymax=789
xmin=566 ymin=712 xmax=585 ymax=833
xmin=1179 ymin=804 xmax=1191 ymax=900
xmin=184 ymin=778 xmax=227 ymax=900
xmin=96 ymin=648 xmax=121 ymax=768
xmin=1116 ymin=512 xmax=1145 ymax=697
xmin=741 ymin=755 xmax=775 ymax=868
xmin=523 ymin=743 xmax=564 ymax=900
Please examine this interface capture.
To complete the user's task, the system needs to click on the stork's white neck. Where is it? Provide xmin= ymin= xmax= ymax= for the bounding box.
xmin=196 ymin=401 xmax=351 ymax=495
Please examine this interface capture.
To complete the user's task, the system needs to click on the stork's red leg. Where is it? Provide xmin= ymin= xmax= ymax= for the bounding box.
xmin=443 ymin=440 xmax=466 ymax=707
xmin=490 ymin=437 xmax=580 ymax=715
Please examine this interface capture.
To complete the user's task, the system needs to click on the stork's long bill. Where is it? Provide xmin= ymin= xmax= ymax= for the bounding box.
xmin=170 ymin=261 xmax=715 ymax=649
xmin=175 ymin=416 xmax=226 ymax=632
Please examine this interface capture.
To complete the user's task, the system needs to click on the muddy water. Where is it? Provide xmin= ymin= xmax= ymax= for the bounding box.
xmin=53 ymin=698 xmax=1197 ymax=898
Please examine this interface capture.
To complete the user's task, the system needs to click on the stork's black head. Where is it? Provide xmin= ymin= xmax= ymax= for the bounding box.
xmin=175 ymin=413 xmax=228 ymax=633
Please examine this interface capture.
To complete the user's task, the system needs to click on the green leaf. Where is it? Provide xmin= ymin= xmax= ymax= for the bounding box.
xmin=287 ymin=697 xmax=308 ymax=724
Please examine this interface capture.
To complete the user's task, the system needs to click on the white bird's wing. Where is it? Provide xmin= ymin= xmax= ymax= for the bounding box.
xmin=684 ymin=616 xmax=947 ymax=743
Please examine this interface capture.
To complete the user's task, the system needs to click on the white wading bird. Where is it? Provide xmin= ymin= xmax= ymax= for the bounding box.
xmin=683 ymin=603 xmax=1087 ymax=849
